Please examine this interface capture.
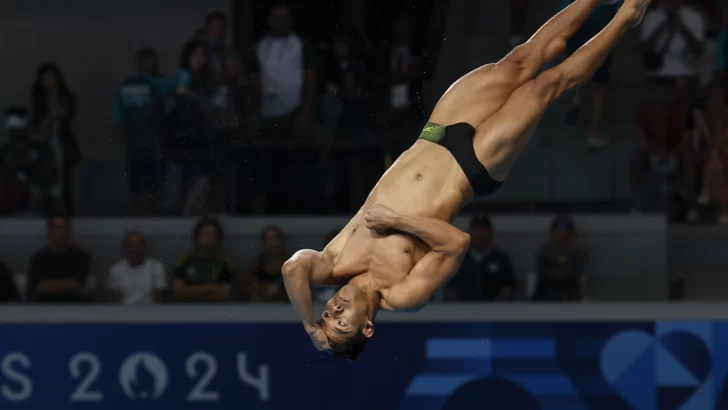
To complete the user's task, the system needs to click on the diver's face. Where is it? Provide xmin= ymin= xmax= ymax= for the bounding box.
xmin=319 ymin=285 xmax=371 ymax=342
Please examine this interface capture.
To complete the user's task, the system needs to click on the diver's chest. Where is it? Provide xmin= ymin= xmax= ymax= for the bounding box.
xmin=332 ymin=230 xmax=420 ymax=282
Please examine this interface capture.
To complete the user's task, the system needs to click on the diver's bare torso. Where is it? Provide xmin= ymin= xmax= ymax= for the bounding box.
xmin=321 ymin=151 xmax=458 ymax=302
xmin=318 ymin=63 xmax=523 ymax=300
xmin=319 ymin=61 xmax=522 ymax=299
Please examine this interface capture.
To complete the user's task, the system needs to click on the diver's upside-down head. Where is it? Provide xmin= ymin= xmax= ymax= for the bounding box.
xmin=318 ymin=285 xmax=375 ymax=361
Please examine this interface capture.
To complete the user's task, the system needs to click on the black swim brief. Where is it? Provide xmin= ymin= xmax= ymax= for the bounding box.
xmin=418 ymin=122 xmax=503 ymax=196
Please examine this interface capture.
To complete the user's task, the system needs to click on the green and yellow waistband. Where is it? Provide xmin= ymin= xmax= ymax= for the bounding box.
xmin=418 ymin=122 xmax=446 ymax=143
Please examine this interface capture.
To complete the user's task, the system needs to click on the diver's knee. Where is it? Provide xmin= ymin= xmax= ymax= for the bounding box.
xmin=501 ymin=43 xmax=543 ymax=82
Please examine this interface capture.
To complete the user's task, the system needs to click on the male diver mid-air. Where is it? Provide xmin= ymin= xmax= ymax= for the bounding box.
xmin=282 ymin=0 xmax=651 ymax=360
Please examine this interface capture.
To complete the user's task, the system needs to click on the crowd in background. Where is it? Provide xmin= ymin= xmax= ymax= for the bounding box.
xmin=0 ymin=3 xmax=430 ymax=217
xmin=629 ymin=0 xmax=728 ymax=224
xmin=0 ymin=0 xmax=727 ymax=222
xmin=504 ymin=0 xmax=727 ymax=223
xmin=0 ymin=212 xmax=589 ymax=305
xmin=0 ymin=66 xmax=80 ymax=216
xmin=6 ymin=0 xmax=726 ymax=306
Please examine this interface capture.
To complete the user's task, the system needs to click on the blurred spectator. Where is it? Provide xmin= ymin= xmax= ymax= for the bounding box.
xmin=202 ymin=11 xmax=243 ymax=92
xmin=250 ymin=2 xmax=318 ymax=213
xmin=0 ymin=106 xmax=58 ymax=215
xmin=378 ymin=14 xmax=429 ymax=161
xmin=200 ymin=11 xmax=244 ymax=214
xmin=633 ymin=86 xmax=691 ymax=215
xmin=106 ymin=230 xmax=167 ymax=305
xmin=445 ymin=214 xmax=516 ymax=302
xmin=688 ymin=83 xmax=728 ymax=223
xmin=561 ymin=0 xmax=621 ymax=149
xmin=172 ymin=217 xmax=234 ymax=302
xmin=322 ymin=26 xmax=379 ymax=213
xmin=637 ymin=0 xmax=704 ymax=195
xmin=638 ymin=0 xmax=704 ymax=175
xmin=244 ymin=225 xmax=289 ymax=302
xmin=166 ymin=39 xmax=213 ymax=215
xmin=0 ymin=261 xmax=21 ymax=303
xmin=114 ymin=48 xmax=170 ymax=215
xmin=202 ymin=11 xmax=245 ymax=115
xmin=30 ymin=63 xmax=81 ymax=215
xmin=253 ymin=3 xmax=317 ymax=136
xmin=532 ymin=216 xmax=588 ymax=302
xmin=640 ymin=0 xmax=705 ymax=91
xmin=26 ymin=215 xmax=92 ymax=303
xmin=174 ymin=39 xmax=211 ymax=99
xmin=320 ymin=26 xmax=368 ymax=137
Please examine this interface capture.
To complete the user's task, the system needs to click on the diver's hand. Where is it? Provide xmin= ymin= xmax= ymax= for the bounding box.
xmin=307 ymin=327 xmax=331 ymax=352
xmin=364 ymin=203 xmax=400 ymax=231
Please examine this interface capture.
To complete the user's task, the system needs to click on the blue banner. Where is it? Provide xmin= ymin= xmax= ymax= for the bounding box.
xmin=1 ymin=321 xmax=728 ymax=410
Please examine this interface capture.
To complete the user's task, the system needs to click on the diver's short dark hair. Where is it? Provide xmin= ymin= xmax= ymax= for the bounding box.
xmin=328 ymin=330 xmax=369 ymax=362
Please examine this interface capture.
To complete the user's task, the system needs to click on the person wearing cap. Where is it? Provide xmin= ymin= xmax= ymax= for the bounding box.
xmin=445 ymin=214 xmax=516 ymax=302
xmin=532 ymin=215 xmax=589 ymax=301
xmin=0 ymin=106 xmax=58 ymax=214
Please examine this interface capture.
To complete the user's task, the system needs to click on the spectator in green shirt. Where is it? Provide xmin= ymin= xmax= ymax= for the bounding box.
xmin=172 ymin=217 xmax=234 ymax=302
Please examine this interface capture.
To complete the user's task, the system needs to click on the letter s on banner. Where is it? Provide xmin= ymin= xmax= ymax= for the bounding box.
xmin=1 ymin=353 xmax=32 ymax=402
xmin=237 ymin=353 xmax=269 ymax=401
